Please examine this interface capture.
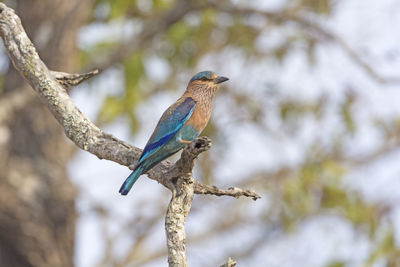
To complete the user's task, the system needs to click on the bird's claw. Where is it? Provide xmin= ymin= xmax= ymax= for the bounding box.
xmin=192 ymin=136 xmax=212 ymax=152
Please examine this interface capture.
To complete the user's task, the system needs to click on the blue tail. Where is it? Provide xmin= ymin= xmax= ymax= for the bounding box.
xmin=119 ymin=165 xmax=145 ymax=195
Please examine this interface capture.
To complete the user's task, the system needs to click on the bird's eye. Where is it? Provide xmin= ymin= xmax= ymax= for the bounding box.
xmin=200 ymin=77 xmax=208 ymax=81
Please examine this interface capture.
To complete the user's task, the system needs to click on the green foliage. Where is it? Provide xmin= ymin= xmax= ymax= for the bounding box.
xmin=98 ymin=95 xmax=126 ymax=124
xmin=300 ymin=0 xmax=332 ymax=14
xmin=340 ymin=92 xmax=356 ymax=134
xmin=98 ymin=53 xmax=144 ymax=132
xmin=227 ymin=19 xmax=259 ymax=52
xmin=78 ymin=41 xmax=119 ymax=68
xmin=153 ymin=0 xmax=173 ymax=10
xmin=367 ymin=229 xmax=400 ymax=266
xmin=325 ymin=262 xmax=345 ymax=267
xmin=122 ymin=53 xmax=144 ymax=132
xmin=97 ymin=0 xmax=137 ymax=19
xmin=166 ymin=21 xmax=192 ymax=49
xmin=279 ymin=98 xmax=324 ymax=124
xmin=280 ymin=148 xmax=382 ymax=237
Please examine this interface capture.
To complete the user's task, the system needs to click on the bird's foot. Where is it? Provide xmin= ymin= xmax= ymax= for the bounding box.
xmin=192 ymin=136 xmax=212 ymax=153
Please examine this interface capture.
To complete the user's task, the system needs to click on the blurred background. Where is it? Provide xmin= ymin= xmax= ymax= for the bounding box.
xmin=1 ymin=0 xmax=400 ymax=266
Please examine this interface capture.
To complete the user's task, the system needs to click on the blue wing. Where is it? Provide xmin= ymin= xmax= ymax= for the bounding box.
xmin=139 ymin=97 xmax=196 ymax=163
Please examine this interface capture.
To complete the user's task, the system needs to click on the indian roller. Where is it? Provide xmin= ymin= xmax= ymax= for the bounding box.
xmin=119 ymin=71 xmax=229 ymax=195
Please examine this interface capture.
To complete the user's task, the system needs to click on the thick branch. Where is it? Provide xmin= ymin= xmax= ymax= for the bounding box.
xmin=0 ymin=4 xmax=260 ymax=267
xmin=165 ymin=137 xmax=212 ymax=267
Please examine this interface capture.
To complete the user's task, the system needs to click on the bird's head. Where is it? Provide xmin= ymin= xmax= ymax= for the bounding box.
xmin=189 ymin=71 xmax=229 ymax=87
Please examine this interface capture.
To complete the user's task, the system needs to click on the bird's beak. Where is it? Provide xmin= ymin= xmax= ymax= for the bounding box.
xmin=214 ymin=76 xmax=229 ymax=84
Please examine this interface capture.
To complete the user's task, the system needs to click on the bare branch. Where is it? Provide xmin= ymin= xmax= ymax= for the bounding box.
xmin=51 ymin=69 xmax=100 ymax=89
xmin=165 ymin=137 xmax=212 ymax=267
xmin=194 ymin=181 xmax=261 ymax=201
xmin=219 ymin=258 xmax=237 ymax=267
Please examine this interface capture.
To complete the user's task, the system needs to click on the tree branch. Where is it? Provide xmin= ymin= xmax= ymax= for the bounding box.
xmin=0 ymin=3 xmax=259 ymax=266
xmin=219 ymin=258 xmax=237 ymax=267
xmin=165 ymin=137 xmax=212 ymax=266
xmin=194 ymin=182 xmax=261 ymax=201
xmin=51 ymin=69 xmax=99 ymax=90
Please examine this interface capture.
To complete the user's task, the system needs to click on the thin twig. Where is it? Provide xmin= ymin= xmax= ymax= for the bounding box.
xmin=51 ymin=69 xmax=100 ymax=89
xmin=219 ymin=257 xmax=237 ymax=267
xmin=194 ymin=181 xmax=261 ymax=201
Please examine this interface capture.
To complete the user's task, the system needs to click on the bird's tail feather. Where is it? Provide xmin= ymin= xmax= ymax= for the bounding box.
xmin=119 ymin=165 xmax=145 ymax=195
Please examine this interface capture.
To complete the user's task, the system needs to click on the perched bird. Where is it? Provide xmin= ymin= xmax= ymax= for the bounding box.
xmin=119 ymin=71 xmax=229 ymax=195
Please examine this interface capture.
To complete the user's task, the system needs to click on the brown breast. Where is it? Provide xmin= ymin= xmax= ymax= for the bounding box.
xmin=186 ymin=102 xmax=212 ymax=132
xmin=183 ymin=82 xmax=218 ymax=132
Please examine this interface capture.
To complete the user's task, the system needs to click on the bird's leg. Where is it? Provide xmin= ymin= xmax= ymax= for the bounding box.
xmin=178 ymin=138 xmax=192 ymax=144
